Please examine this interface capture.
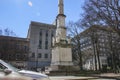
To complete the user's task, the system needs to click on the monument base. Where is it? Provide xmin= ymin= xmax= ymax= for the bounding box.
xmin=51 ymin=62 xmax=73 ymax=71
xmin=49 ymin=65 xmax=80 ymax=76
xmin=50 ymin=65 xmax=71 ymax=76
xmin=51 ymin=44 xmax=73 ymax=71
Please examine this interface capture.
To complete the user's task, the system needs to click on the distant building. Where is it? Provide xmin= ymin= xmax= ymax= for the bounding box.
xmin=27 ymin=21 xmax=56 ymax=70
xmin=0 ymin=35 xmax=29 ymax=69
xmin=72 ymin=25 xmax=120 ymax=70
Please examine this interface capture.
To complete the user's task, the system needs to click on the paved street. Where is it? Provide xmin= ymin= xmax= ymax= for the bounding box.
xmin=92 ymin=78 xmax=116 ymax=80
xmin=49 ymin=73 xmax=120 ymax=80
xmin=49 ymin=76 xmax=97 ymax=80
xmin=49 ymin=76 xmax=117 ymax=80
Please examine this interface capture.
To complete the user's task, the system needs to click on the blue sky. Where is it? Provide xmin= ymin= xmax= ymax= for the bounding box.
xmin=0 ymin=0 xmax=84 ymax=38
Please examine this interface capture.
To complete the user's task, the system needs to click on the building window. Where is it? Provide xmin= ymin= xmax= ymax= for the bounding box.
xmin=16 ymin=54 xmax=20 ymax=60
xmin=45 ymin=30 xmax=48 ymax=41
xmin=45 ymin=53 xmax=48 ymax=58
xmin=24 ymin=46 xmax=28 ymax=52
xmin=8 ymin=54 xmax=13 ymax=60
xmin=50 ymin=53 xmax=52 ymax=58
xmin=40 ymin=30 xmax=42 ymax=36
xmin=46 ymin=30 xmax=48 ymax=37
xmin=31 ymin=53 xmax=35 ymax=58
xmin=45 ymin=41 xmax=48 ymax=49
xmin=39 ymin=40 xmax=42 ymax=49
xmin=39 ymin=30 xmax=42 ymax=49
xmin=38 ymin=53 xmax=42 ymax=58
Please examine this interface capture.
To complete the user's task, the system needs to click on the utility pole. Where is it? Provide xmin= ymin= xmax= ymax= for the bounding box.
xmin=36 ymin=47 xmax=38 ymax=72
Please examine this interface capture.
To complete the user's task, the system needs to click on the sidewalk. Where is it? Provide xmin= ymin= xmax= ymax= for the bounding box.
xmin=97 ymin=73 xmax=120 ymax=79
xmin=49 ymin=76 xmax=97 ymax=80
xmin=99 ymin=73 xmax=120 ymax=77
xmin=49 ymin=73 xmax=120 ymax=80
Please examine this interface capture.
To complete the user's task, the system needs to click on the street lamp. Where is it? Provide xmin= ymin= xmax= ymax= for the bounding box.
xmin=36 ymin=47 xmax=39 ymax=71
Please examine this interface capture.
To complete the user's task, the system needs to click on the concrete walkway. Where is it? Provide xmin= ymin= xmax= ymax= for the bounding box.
xmin=49 ymin=73 xmax=120 ymax=80
xmin=99 ymin=73 xmax=120 ymax=77
xmin=49 ymin=76 xmax=97 ymax=80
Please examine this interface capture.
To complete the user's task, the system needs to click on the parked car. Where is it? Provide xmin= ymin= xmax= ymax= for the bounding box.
xmin=0 ymin=70 xmax=31 ymax=80
xmin=0 ymin=59 xmax=50 ymax=80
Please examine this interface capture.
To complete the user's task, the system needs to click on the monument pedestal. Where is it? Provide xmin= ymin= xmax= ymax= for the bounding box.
xmin=50 ymin=0 xmax=73 ymax=72
xmin=51 ymin=43 xmax=73 ymax=71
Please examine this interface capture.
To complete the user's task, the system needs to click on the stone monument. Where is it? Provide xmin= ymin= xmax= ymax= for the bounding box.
xmin=51 ymin=0 xmax=73 ymax=71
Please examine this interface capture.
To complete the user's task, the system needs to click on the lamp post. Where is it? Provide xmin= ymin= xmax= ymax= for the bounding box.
xmin=36 ymin=47 xmax=38 ymax=71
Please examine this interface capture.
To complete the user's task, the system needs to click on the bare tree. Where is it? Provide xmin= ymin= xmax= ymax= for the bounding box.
xmin=4 ymin=28 xmax=10 ymax=36
xmin=81 ymin=0 xmax=120 ymax=36
xmin=107 ymin=30 xmax=120 ymax=72
xmin=80 ymin=0 xmax=120 ymax=72
xmin=4 ymin=28 xmax=16 ymax=36
xmin=67 ymin=21 xmax=83 ymax=70
xmin=90 ymin=30 xmax=100 ymax=71
xmin=80 ymin=26 xmax=101 ymax=71
xmin=0 ymin=29 xmax=2 ymax=35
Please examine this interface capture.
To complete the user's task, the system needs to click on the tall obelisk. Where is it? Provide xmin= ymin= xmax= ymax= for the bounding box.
xmin=51 ymin=0 xmax=73 ymax=71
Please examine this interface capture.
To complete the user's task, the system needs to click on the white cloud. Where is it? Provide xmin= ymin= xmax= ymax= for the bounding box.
xmin=28 ymin=1 xmax=33 ymax=7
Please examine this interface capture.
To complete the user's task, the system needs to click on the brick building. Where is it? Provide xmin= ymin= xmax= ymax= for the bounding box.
xmin=0 ymin=35 xmax=29 ymax=69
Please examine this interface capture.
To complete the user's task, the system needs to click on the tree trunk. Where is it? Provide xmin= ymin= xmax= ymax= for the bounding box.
xmin=96 ymin=42 xmax=101 ymax=71
xmin=108 ymin=32 xmax=116 ymax=72
xmin=92 ymin=40 xmax=97 ymax=71
xmin=78 ymin=39 xmax=83 ymax=70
